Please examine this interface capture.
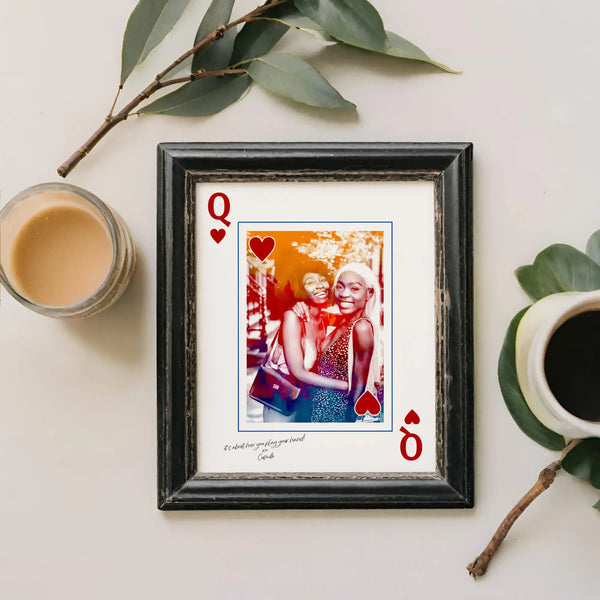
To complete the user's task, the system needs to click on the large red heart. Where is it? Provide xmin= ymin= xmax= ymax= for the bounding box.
xmin=354 ymin=391 xmax=381 ymax=416
xmin=249 ymin=236 xmax=276 ymax=261
xmin=404 ymin=409 xmax=420 ymax=425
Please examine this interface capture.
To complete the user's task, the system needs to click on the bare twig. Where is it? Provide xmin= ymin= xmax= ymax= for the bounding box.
xmin=57 ymin=0 xmax=290 ymax=178
xmin=467 ymin=439 xmax=580 ymax=578
xmin=107 ymin=85 xmax=123 ymax=119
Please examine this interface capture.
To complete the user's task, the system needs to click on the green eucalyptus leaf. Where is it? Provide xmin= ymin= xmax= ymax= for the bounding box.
xmin=594 ymin=498 xmax=600 ymax=510
xmin=585 ymin=229 xmax=600 ymax=264
xmin=139 ymin=74 xmax=251 ymax=116
xmin=191 ymin=0 xmax=236 ymax=73
xmin=293 ymin=0 xmax=389 ymax=51
xmin=498 ymin=307 xmax=566 ymax=450
xmin=516 ymin=244 xmax=600 ymax=301
xmin=384 ymin=31 xmax=459 ymax=73
xmin=231 ymin=4 xmax=297 ymax=64
xmin=271 ymin=13 xmax=326 ymax=32
xmin=121 ymin=0 xmax=191 ymax=85
xmin=562 ymin=439 xmax=600 ymax=488
xmin=246 ymin=53 xmax=355 ymax=110
xmin=264 ymin=14 xmax=335 ymax=43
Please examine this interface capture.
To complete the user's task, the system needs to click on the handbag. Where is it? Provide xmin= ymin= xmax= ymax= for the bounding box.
xmin=248 ymin=329 xmax=301 ymax=416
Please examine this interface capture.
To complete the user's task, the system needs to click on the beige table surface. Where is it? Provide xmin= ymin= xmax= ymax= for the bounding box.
xmin=1 ymin=1 xmax=599 ymax=598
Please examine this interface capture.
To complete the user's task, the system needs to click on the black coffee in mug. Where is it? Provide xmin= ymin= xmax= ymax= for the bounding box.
xmin=544 ymin=310 xmax=600 ymax=422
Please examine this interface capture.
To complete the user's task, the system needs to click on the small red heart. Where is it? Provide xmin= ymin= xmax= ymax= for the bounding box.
xmin=211 ymin=229 xmax=226 ymax=244
xmin=249 ymin=236 xmax=276 ymax=261
xmin=404 ymin=409 xmax=420 ymax=425
xmin=354 ymin=391 xmax=381 ymax=416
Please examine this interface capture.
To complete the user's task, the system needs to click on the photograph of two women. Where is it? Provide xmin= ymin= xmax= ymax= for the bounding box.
xmin=246 ymin=229 xmax=386 ymax=425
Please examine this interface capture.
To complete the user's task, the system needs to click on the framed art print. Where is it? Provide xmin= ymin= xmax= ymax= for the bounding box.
xmin=157 ymin=142 xmax=473 ymax=509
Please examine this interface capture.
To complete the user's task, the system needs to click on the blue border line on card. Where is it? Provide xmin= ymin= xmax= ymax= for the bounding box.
xmin=238 ymin=221 xmax=394 ymax=433
xmin=390 ymin=222 xmax=394 ymax=431
xmin=237 ymin=221 xmax=241 ymax=432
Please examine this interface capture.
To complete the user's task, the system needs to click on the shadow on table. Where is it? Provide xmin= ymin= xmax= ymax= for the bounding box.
xmin=62 ymin=250 xmax=148 ymax=367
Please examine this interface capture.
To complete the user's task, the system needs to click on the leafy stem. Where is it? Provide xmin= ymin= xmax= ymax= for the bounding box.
xmin=467 ymin=439 xmax=581 ymax=578
xmin=159 ymin=68 xmax=247 ymax=87
xmin=155 ymin=0 xmax=289 ymax=81
xmin=57 ymin=0 xmax=290 ymax=177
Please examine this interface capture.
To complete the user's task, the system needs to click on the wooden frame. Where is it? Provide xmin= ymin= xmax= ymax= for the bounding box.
xmin=157 ymin=142 xmax=473 ymax=510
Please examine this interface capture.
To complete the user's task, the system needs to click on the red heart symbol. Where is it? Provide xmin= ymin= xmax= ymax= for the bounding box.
xmin=354 ymin=391 xmax=381 ymax=416
xmin=249 ymin=236 xmax=276 ymax=261
xmin=404 ymin=409 xmax=420 ymax=425
xmin=211 ymin=229 xmax=226 ymax=244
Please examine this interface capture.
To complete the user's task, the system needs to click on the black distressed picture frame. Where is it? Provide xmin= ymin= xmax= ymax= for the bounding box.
xmin=157 ymin=142 xmax=473 ymax=510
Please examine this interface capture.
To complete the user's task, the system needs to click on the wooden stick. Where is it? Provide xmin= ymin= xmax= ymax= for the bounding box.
xmin=467 ymin=440 xmax=579 ymax=578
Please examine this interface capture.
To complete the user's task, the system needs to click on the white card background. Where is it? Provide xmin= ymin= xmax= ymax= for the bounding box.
xmin=196 ymin=180 xmax=436 ymax=473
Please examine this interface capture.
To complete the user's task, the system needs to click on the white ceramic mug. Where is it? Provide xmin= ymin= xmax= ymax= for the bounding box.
xmin=515 ymin=289 xmax=600 ymax=439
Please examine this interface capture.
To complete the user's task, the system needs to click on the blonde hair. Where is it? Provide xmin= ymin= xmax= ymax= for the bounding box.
xmin=334 ymin=263 xmax=382 ymax=393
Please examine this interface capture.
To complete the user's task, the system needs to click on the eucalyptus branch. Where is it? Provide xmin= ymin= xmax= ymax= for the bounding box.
xmin=155 ymin=0 xmax=289 ymax=81
xmin=57 ymin=0 xmax=290 ymax=177
xmin=467 ymin=439 xmax=580 ymax=578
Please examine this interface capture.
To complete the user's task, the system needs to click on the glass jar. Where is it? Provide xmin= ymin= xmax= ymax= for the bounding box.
xmin=0 ymin=182 xmax=136 ymax=318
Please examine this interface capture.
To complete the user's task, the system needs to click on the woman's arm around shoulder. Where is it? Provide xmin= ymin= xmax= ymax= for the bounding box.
xmin=281 ymin=310 xmax=346 ymax=391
